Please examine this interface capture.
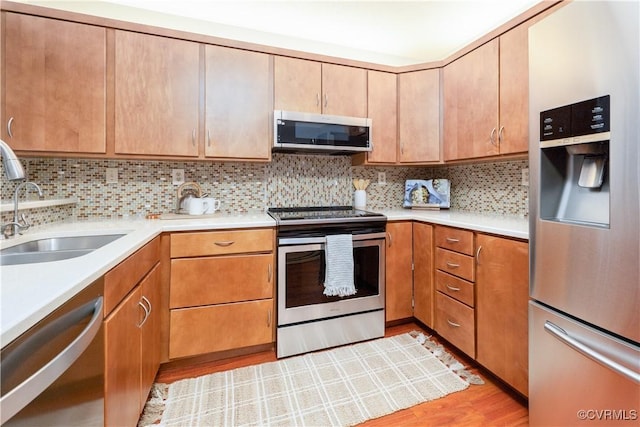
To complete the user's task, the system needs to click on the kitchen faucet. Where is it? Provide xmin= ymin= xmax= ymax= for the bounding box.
xmin=1 ymin=181 xmax=44 ymax=238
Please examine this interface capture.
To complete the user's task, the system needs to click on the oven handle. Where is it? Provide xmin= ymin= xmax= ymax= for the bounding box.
xmin=278 ymin=232 xmax=386 ymax=246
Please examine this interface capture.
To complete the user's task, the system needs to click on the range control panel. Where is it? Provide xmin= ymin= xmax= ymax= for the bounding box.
xmin=540 ymin=95 xmax=610 ymax=141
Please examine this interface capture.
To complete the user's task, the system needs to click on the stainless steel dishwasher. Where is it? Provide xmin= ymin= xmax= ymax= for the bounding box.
xmin=1 ymin=278 xmax=104 ymax=426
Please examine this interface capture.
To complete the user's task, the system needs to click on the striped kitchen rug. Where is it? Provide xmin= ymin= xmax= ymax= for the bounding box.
xmin=140 ymin=332 xmax=483 ymax=427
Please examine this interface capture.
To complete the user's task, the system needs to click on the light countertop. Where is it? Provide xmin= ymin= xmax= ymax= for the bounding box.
xmin=0 ymin=210 xmax=528 ymax=346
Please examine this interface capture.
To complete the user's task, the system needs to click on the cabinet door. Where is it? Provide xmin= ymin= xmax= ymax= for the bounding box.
xmin=274 ymin=56 xmax=322 ymax=113
xmin=114 ymin=30 xmax=199 ymax=157
xmin=205 ymin=45 xmax=271 ymax=160
xmin=398 ymin=69 xmax=440 ymax=163
xmin=104 ymin=287 xmax=142 ymax=427
xmin=366 ymin=70 xmax=398 ymax=163
xmin=498 ymin=23 xmax=529 ymax=155
xmin=443 ymin=39 xmax=499 ymax=161
xmin=321 ymin=63 xmax=367 ymax=117
xmin=140 ymin=264 xmax=161 ymax=406
xmin=413 ymin=222 xmax=434 ymax=327
xmin=476 ymin=234 xmax=529 ymax=396
xmin=3 ymin=13 xmax=106 ymax=153
xmin=385 ymin=221 xmax=414 ymax=322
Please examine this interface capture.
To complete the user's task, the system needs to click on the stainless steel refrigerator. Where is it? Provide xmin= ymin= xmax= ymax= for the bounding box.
xmin=528 ymin=1 xmax=639 ymax=425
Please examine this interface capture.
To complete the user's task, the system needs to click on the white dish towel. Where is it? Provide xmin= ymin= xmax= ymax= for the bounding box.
xmin=324 ymin=234 xmax=357 ymax=297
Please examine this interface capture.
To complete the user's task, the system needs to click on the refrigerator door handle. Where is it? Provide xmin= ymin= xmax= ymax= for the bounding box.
xmin=544 ymin=321 xmax=640 ymax=384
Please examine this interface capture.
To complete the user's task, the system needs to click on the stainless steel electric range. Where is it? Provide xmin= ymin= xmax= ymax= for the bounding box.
xmin=267 ymin=206 xmax=387 ymax=358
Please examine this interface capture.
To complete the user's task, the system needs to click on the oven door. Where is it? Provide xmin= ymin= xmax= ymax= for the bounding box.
xmin=277 ymin=233 xmax=385 ymax=326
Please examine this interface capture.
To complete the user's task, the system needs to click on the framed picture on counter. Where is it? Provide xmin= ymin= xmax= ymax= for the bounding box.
xmin=403 ymin=179 xmax=450 ymax=209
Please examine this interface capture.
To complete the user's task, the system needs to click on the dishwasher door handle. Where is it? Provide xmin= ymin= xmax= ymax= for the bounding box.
xmin=0 ymin=296 xmax=103 ymax=425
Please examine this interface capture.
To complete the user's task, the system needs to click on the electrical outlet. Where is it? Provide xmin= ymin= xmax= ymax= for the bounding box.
xmin=521 ymin=168 xmax=529 ymax=186
xmin=172 ymin=169 xmax=185 ymax=185
xmin=378 ymin=171 xmax=386 ymax=185
xmin=105 ymin=168 xmax=118 ymax=184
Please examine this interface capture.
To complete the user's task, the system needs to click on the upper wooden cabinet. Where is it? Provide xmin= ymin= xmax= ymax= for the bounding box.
xmin=2 ymin=13 xmax=106 ymax=153
xmin=274 ymin=57 xmax=367 ymax=117
xmin=360 ymin=70 xmax=398 ymax=164
xmin=205 ymin=45 xmax=272 ymax=160
xmin=398 ymin=69 xmax=441 ymax=163
xmin=443 ymin=23 xmax=529 ymax=161
xmin=114 ymin=30 xmax=200 ymax=157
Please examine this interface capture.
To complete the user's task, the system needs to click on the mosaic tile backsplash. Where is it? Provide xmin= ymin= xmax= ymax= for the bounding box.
xmin=1 ymin=154 xmax=528 ymax=226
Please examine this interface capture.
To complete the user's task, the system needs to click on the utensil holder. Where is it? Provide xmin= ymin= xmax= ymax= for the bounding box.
xmin=354 ymin=190 xmax=366 ymax=209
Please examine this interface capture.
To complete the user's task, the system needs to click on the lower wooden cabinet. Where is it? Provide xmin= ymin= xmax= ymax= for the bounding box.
xmin=413 ymin=222 xmax=434 ymax=327
xmin=476 ymin=233 xmax=529 ymax=396
xmin=168 ymin=229 xmax=275 ymax=360
xmin=104 ymin=237 xmax=161 ymax=427
xmin=385 ymin=221 xmax=414 ymax=322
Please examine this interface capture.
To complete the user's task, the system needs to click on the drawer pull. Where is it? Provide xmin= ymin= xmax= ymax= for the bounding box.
xmin=267 ymin=263 xmax=272 ymax=282
xmin=476 ymin=246 xmax=483 ymax=265
xmin=267 ymin=309 xmax=272 ymax=327
xmin=446 ymin=284 xmax=461 ymax=292
xmin=446 ymin=261 xmax=460 ymax=269
xmin=445 ymin=237 xmax=460 ymax=243
xmin=447 ymin=319 xmax=461 ymax=328
xmin=214 ymin=240 xmax=235 ymax=247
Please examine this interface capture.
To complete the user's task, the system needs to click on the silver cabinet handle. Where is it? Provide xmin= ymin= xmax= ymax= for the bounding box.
xmin=476 ymin=246 xmax=483 ymax=265
xmin=0 ymin=297 xmax=103 ymax=425
xmin=138 ymin=298 xmax=150 ymax=328
xmin=445 ymin=237 xmax=460 ymax=243
xmin=316 ymin=93 xmax=320 ymax=107
xmin=207 ymin=130 xmax=211 ymax=147
xmin=490 ymin=127 xmax=497 ymax=146
xmin=544 ymin=321 xmax=640 ymax=384
xmin=324 ymin=93 xmax=328 ymax=108
xmin=447 ymin=319 xmax=461 ymax=328
xmin=267 ymin=309 xmax=272 ymax=327
xmin=446 ymin=261 xmax=460 ymax=268
xmin=498 ymin=126 xmax=504 ymax=143
xmin=214 ymin=240 xmax=235 ymax=247
xmin=267 ymin=263 xmax=272 ymax=283
xmin=446 ymin=284 xmax=461 ymax=292
xmin=141 ymin=295 xmax=152 ymax=315
xmin=7 ymin=117 xmax=14 ymax=138
xmin=387 ymin=232 xmax=392 ymax=247
xmin=192 ymin=129 xmax=196 ymax=146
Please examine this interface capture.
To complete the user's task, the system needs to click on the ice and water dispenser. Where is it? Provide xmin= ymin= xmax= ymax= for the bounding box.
xmin=539 ymin=95 xmax=610 ymax=227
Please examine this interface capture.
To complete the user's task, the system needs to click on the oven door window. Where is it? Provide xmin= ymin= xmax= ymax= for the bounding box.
xmin=282 ymin=242 xmax=380 ymax=309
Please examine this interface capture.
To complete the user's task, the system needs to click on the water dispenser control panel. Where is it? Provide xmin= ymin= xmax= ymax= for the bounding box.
xmin=540 ymin=95 xmax=610 ymax=146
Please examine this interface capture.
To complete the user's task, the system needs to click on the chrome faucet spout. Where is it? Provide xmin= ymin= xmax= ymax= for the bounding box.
xmin=0 ymin=181 xmax=45 ymax=237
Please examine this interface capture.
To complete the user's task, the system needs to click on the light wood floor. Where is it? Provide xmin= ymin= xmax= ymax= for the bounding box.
xmin=154 ymin=322 xmax=528 ymax=426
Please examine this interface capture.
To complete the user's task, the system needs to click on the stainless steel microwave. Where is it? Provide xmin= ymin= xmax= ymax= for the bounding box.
xmin=273 ymin=110 xmax=372 ymax=154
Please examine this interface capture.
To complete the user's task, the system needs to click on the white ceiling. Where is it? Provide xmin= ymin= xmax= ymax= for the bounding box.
xmin=20 ymin=0 xmax=541 ymax=66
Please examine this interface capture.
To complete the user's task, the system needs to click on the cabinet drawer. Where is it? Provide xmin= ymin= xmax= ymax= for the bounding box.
xmin=170 ymin=254 xmax=273 ymax=308
xmin=171 ymin=229 xmax=273 ymax=258
xmin=169 ymin=299 xmax=274 ymax=359
xmin=104 ymin=237 xmax=160 ymax=316
xmin=435 ymin=270 xmax=475 ymax=307
xmin=435 ymin=247 xmax=475 ymax=282
xmin=435 ymin=226 xmax=474 ymax=255
xmin=435 ymin=292 xmax=475 ymax=358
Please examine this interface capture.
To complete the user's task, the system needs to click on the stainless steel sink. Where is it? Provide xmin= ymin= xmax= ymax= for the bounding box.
xmin=0 ymin=234 xmax=125 ymax=266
